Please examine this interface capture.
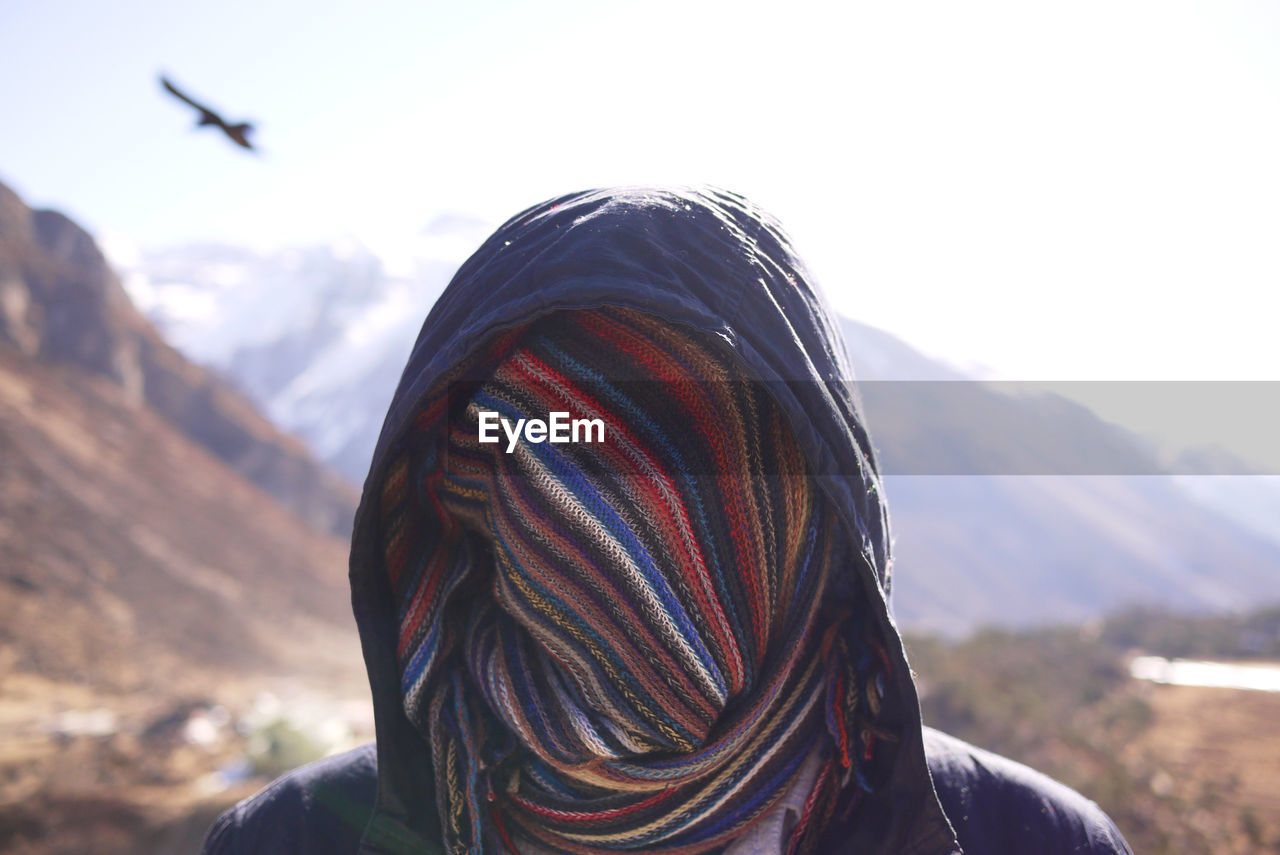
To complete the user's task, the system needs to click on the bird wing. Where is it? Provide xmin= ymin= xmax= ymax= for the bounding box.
xmin=160 ymin=76 xmax=224 ymax=122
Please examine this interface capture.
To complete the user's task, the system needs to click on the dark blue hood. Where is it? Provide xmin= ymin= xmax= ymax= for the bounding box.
xmin=347 ymin=187 xmax=961 ymax=854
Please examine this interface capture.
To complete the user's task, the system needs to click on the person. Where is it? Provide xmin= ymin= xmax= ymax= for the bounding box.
xmin=200 ymin=187 xmax=1134 ymax=854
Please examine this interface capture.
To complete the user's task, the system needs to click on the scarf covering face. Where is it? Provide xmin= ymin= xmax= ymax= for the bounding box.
xmin=380 ymin=308 xmax=890 ymax=855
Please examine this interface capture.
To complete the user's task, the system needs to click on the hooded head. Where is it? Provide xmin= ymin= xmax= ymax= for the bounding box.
xmin=349 ymin=188 xmax=960 ymax=855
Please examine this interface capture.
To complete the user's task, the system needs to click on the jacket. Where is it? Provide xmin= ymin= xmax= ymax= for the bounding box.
xmin=202 ymin=187 xmax=1134 ymax=855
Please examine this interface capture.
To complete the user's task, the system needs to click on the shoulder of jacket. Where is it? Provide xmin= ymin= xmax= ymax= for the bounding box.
xmin=199 ymin=743 xmax=378 ymax=855
xmin=922 ymin=727 xmax=1134 ymax=855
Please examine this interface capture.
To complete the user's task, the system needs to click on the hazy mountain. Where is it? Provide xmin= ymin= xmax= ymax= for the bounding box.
xmin=842 ymin=318 xmax=1280 ymax=633
xmin=1171 ymin=475 xmax=1280 ymax=547
xmin=114 ymin=234 xmax=1280 ymax=635
xmin=120 ymin=216 xmax=490 ymax=482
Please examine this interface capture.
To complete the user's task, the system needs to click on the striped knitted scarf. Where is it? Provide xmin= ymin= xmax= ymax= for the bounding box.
xmin=379 ymin=308 xmax=891 ymax=854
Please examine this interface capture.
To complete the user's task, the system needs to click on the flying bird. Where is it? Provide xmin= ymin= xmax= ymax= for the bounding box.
xmin=160 ymin=75 xmax=255 ymax=151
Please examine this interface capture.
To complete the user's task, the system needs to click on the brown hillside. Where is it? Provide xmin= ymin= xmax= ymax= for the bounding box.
xmin=0 ymin=184 xmax=369 ymax=853
xmin=0 ymin=347 xmax=362 ymax=694
xmin=0 ymin=344 xmax=371 ymax=855
xmin=0 ymin=179 xmax=358 ymax=536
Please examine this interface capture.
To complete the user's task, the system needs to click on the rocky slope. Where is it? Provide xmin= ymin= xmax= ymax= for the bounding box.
xmin=0 ymin=180 xmax=357 ymax=536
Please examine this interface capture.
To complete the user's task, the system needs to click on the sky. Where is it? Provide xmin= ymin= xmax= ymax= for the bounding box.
xmin=3 ymin=0 xmax=1279 ymax=384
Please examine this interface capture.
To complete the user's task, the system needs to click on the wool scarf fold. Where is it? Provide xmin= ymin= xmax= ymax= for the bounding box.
xmin=379 ymin=308 xmax=889 ymax=854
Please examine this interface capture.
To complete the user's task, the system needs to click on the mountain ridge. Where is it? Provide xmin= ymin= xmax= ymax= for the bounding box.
xmin=0 ymin=180 xmax=357 ymax=536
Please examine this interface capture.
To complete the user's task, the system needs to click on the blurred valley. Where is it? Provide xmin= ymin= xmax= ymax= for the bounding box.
xmin=905 ymin=607 xmax=1280 ymax=855
xmin=1 ymin=179 xmax=1277 ymax=852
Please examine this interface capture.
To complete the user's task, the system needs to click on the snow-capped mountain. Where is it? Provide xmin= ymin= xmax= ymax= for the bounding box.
xmin=119 ymin=215 xmax=493 ymax=481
